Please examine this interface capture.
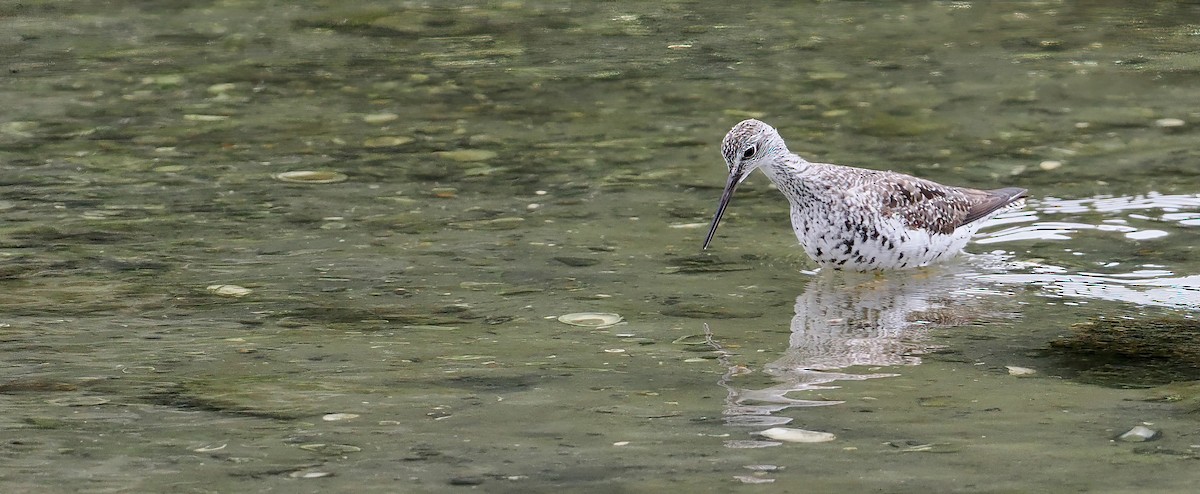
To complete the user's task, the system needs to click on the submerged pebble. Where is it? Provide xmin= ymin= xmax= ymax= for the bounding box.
xmin=290 ymin=471 xmax=334 ymax=479
xmin=436 ymin=149 xmax=497 ymax=162
xmin=207 ymin=284 xmax=252 ymax=298
xmin=142 ymin=74 xmax=184 ymax=86
xmin=557 ymin=312 xmax=623 ymax=328
xmin=1116 ymin=425 xmax=1160 ymax=442
xmin=362 ymin=113 xmax=399 ymax=124
xmin=1154 ymin=118 xmax=1186 ymax=130
xmin=363 ymin=136 xmax=413 ymax=147
xmin=322 ymin=413 xmax=360 ymax=421
xmin=272 ymin=171 xmax=349 ymax=184
xmin=183 ymin=114 xmax=229 ymax=122
xmin=1006 ymin=365 xmax=1037 ymax=376
xmin=207 ymin=83 xmax=237 ymax=94
xmin=757 ymin=427 xmax=836 ymax=443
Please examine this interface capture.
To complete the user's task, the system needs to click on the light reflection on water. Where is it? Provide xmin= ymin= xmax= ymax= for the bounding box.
xmin=722 ymin=193 xmax=1199 ymax=438
xmin=976 ymin=193 xmax=1200 ymax=308
xmin=979 ymin=193 xmax=1200 ymax=244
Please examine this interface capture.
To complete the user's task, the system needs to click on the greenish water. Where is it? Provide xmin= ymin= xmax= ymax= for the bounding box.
xmin=2 ymin=1 xmax=1200 ymax=492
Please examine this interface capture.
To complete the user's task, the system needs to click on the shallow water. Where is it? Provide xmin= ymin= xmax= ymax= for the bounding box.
xmin=3 ymin=1 xmax=1200 ymax=492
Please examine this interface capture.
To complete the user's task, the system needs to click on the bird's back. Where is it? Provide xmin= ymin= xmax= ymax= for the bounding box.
xmin=782 ymin=163 xmax=1026 ymax=270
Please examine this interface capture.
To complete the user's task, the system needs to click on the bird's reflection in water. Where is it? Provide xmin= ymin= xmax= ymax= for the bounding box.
xmin=715 ymin=194 xmax=1200 ymax=433
xmin=718 ymin=261 xmax=1012 ymax=428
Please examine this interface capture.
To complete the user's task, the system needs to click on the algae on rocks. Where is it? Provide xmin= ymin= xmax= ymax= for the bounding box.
xmin=1049 ymin=316 xmax=1200 ymax=386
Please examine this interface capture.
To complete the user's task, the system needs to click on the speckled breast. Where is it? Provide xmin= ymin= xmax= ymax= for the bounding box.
xmin=789 ymin=205 xmax=975 ymax=271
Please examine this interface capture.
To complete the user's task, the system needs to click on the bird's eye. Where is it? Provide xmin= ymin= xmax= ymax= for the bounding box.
xmin=742 ymin=146 xmax=756 ymax=159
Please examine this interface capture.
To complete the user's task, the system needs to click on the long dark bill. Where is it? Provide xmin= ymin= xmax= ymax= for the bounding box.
xmin=701 ymin=171 xmax=743 ymax=250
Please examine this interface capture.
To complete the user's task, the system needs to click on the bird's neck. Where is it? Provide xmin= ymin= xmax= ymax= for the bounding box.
xmin=760 ymin=152 xmax=812 ymax=188
xmin=760 ymin=153 xmax=826 ymax=209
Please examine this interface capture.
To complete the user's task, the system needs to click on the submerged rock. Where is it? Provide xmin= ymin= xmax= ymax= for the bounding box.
xmin=1006 ymin=365 xmax=1037 ymax=377
xmin=436 ymin=149 xmax=496 ymax=162
xmin=1154 ymin=118 xmax=1186 ymax=130
xmin=757 ymin=427 xmax=836 ymax=443
xmin=207 ymin=284 xmax=252 ymax=298
xmin=1048 ymin=316 xmax=1200 ymax=386
xmin=1138 ymin=381 xmax=1200 ymax=413
xmin=272 ymin=171 xmax=349 ymax=184
xmin=363 ymin=136 xmax=412 ymax=148
xmin=557 ymin=312 xmax=623 ymax=328
xmin=1116 ymin=425 xmax=1160 ymax=442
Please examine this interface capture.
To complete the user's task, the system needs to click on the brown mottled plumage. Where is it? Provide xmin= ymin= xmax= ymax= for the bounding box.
xmin=704 ymin=119 xmax=1026 ymax=271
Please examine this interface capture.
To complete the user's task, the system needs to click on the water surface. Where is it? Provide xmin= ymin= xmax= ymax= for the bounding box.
xmin=2 ymin=1 xmax=1200 ymax=492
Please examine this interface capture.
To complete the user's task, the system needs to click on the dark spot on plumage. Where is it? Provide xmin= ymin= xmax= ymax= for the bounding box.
xmin=837 ymin=259 xmax=848 ymax=266
xmin=884 ymin=191 xmax=902 ymax=210
xmin=815 ymin=247 xmax=823 ymax=257
xmin=897 ymin=252 xmax=904 ymax=260
xmin=918 ymin=185 xmax=945 ymax=201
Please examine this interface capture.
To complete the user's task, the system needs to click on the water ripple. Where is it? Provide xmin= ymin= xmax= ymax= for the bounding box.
xmin=978 ymin=193 xmax=1200 ymax=244
xmin=973 ymin=192 xmax=1200 ymax=308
